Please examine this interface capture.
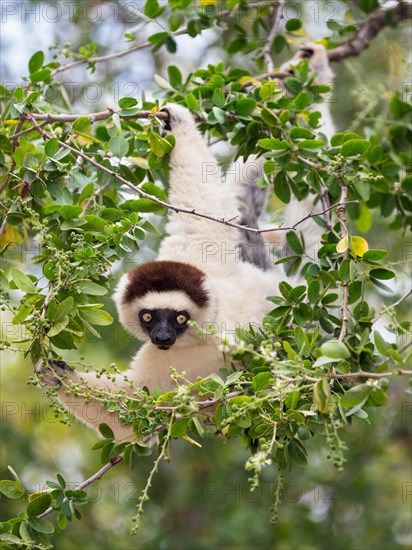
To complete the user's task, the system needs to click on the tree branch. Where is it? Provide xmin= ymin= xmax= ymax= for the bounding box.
xmin=36 ymin=455 xmax=123 ymax=519
xmin=261 ymin=0 xmax=285 ymax=73
xmin=337 ymin=184 xmax=349 ymax=342
xmin=53 ymin=1 xmax=280 ymax=76
xmin=0 ymin=122 xmax=23 ymax=194
xmin=21 ymin=109 xmax=168 ymax=124
xmin=328 ymin=1 xmax=412 ymax=62
xmin=373 ymin=288 xmax=412 ymax=324
xmin=25 ymin=113 xmax=348 ymax=237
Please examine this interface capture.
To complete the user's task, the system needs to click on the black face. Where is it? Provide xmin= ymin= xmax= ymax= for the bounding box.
xmin=139 ymin=308 xmax=190 ymax=350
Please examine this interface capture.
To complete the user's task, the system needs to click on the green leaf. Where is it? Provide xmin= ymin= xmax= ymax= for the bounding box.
xmin=363 ymin=249 xmax=388 ymax=261
xmin=286 ymin=231 xmax=303 ymax=254
xmin=288 ymin=439 xmax=307 ymax=467
xmin=169 ymin=10 xmax=184 ymax=31
xmin=369 ymin=268 xmax=395 ymax=280
xmin=307 ymin=279 xmax=320 ymax=303
xmin=258 ymin=138 xmax=290 ymax=151
xmin=340 ymin=384 xmax=371 ymax=408
xmin=100 ymin=442 xmax=115 ymax=464
xmin=167 ymin=65 xmax=182 ymax=89
xmin=48 ymin=318 xmax=69 ymax=337
xmin=0 ymin=134 xmax=13 ymax=154
xmin=78 ymin=281 xmax=108 ymax=296
xmin=368 ymin=387 xmax=387 ymax=407
xmin=61 ymin=205 xmax=83 ymax=220
xmin=118 ymin=97 xmax=137 ymax=108
xmin=29 ymin=51 xmax=44 ymax=73
xmin=284 ymin=77 xmax=302 ymax=94
xmin=260 ymin=82 xmax=277 ymax=102
xmin=81 ymin=215 xmax=108 ymax=232
xmin=252 ymin=372 xmax=274 ymax=391
xmin=30 ymin=68 xmax=51 ymax=82
xmin=132 ymin=443 xmax=152 ymax=456
xmin=321 ymin=340 xmax=350 ymax=359
xmin=234 ymin=98 xmax=256 ymax=116
xmin=10 ymin=269 xmax=37 ymax=294
xmin=313 ymin=379 xmax=332 ymax=414
xmin=213 ymin=87 xmax=225 ymax=108
xmin=57 ymin=474 xmax=66 ymax=489
xmin=79 ymin=309 xmax=113 ymax=326
xmin=154 ymin=74 xmax=174 ymax=91
xmin=99 ymin=423 xmax=114 ymax=439
xmin=72 ymin=116 xmax=92 ymax=134
xmin=0 ymin=479 xmax=26 ymax=499
xmin=290 ymin=128 xmax=314 ymax=140
xmin=185 ymin=93 xmax=199 ymax=111
xmin=285 ymin=18 xmax=302 ymax=31
xmin=27 ymin=493 xmax=52 ymax=517
xmin=374 ymin=332 xmax=392 ymax=356
xmin=171 ymin=418 xmax=190 ymax=437
xmin=109 ymin=136 xmax=129 ymax=158
xmin=144 ymin=0 xmax=160 ymax=18
xmin=149 ymin=132 xmax=174 ymax=157
xmin=54 ymin=297 xmax=74 ymax=323
xmin=339 ymin=259 xmax=351 ymax=282
xmin=341 ymin=139 xmax=370 ymax=157
xmin=297 ymin=139 xmax=325 ymax=150
xmin=165 ymin=35 xmax=177 ymax=53
xmin=58 ymin=514 xmax=67 ymax=530
xmin=348 ymin=280 xmax=362 ymax=304
xmin=44 ymin=137 xmax=59 ymax=157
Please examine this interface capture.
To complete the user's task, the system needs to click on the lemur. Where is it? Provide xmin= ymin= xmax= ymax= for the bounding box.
xmin=39 ymin=105 xmax=285 ymax=440
xmin=39 ymin=44 xmax=336 ymax=441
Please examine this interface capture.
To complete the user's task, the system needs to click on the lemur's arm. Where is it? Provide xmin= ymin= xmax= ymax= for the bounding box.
xmin=38 ymin=361 xmax=135 ymax=441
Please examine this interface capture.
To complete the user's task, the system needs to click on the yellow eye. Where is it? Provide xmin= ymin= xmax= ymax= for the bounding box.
xmin=176 ymin=314 xmax=187 ymax=325
xmin=142 ymin=312 xmax=152 ymax=323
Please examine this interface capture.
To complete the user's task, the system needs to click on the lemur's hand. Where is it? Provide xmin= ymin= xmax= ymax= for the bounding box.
xmin=37 ymin=360 xmax=72 ymax=388
xmin=160 ymin=103 xmax=196 ymax=134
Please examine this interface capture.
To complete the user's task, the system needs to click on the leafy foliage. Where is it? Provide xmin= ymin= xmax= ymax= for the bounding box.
xmin=0 ymin=0 xmax=411 ymax=547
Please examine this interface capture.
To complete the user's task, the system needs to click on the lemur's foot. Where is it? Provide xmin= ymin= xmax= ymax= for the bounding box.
xmin=37 ymin=360 xmax=72 ymax=388
xmin=160 ymin=103 xmax=195 ymax=133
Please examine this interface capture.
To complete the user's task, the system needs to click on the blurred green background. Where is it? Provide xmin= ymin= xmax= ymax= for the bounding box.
xmin=1 ymin=1 xmax=411 ymax=548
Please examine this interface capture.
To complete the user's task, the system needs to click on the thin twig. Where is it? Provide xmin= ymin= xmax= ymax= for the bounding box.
xmin=21 ymin=109 xmax=168 ymax=124
xmin=320 ymin=189 xmax=332 ymax=231
xmin=52 ymin=1 xmax=280 ymax=76
xmin=398 ymin=338 xmax=412 ymax=355
xmin=0 ymin=122 xmax=23 ymax=194
xmin=373 ymin=288 xmax=412 ymax=324
xmin=337 ymin=184 xmax=349 ymax=342
xmin=36 ymin=455 xmax=123 ymax=519
xmin=41 ymin=284 xmax=54 ymax=319
xmin=25 ymin=113 xmax=348 ymax=236
xmin=261 ymin=0 xmax=285 ymax=73
xmin=0 ymin=215 xmax=7 ymax=239
xmin=8 ymin=122 xmax=48 ymax=141
xmin=81 ymin=182 xmax=112 ymax=215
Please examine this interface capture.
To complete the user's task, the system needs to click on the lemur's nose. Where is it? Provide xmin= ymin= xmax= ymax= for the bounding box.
xmin=152 ymin=332 xmax=176 ymax=349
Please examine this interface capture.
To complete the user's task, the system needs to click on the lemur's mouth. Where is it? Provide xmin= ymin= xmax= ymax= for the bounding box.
xmin=157 ymin=345 xmax=171 ymax=350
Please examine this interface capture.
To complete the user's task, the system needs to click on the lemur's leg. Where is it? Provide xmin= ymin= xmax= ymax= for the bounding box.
xmin=158 ymin=104 xmax=242 ymax=268
xmin=37 ymin=361 xmax=135 ymax=441
xmin=227 ymin=155 xmax=274 ymax=271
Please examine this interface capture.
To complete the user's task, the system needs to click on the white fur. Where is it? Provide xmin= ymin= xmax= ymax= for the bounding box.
xmin=50 ymin=104 xmax=284 ymax=440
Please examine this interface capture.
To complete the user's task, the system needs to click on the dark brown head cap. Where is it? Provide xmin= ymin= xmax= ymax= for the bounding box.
xmin=123 ymin=260 xmax=210 ymax=308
